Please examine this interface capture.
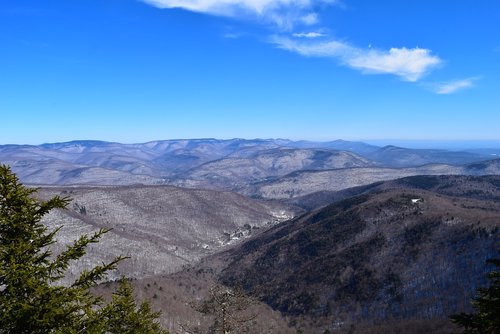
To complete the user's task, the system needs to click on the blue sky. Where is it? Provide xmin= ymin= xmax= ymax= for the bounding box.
xmin=0 ymin=0 xmax=499 ymax=145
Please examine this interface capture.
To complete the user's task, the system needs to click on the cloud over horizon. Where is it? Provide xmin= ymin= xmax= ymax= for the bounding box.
xmin=272 ymin=36 xmax=442 ymax=81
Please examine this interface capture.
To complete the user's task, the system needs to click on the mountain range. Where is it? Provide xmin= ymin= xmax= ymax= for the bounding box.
xmin=79 ymin=175 xmax=500 ymax=334
xmin=2 ymin=139 xmax=499 ymax=199
xmin=2 ymin=139 xmax=500 ymax=333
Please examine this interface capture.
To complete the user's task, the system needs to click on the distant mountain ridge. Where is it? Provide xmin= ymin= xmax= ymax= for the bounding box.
xmin=366 ymin=145 xmax=485 ymax=167
xmin=245 ymin=159 xmax=500 ymax=199
xmin=1 ymin=139 xmax=498 ymax=199
xmin=173 ymin=148 xmax=375 ymax=190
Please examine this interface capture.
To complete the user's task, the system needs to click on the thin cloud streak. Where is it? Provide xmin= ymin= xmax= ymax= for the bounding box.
xmin=272 ymin=36 xmax=442 ymax=81
xmin=292 ymin=31 xmax=325 ymax=38
xmin=433 ymin=77 xmax=478 ymax=94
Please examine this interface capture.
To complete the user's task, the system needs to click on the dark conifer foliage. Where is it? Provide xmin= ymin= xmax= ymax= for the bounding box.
xmin=451 ymin=246 xmax=500 ymax=334
xmin=101 ymin=278 xmax=168 ymax=334
xmin=0 ymin=164 xmax=167 ymax=334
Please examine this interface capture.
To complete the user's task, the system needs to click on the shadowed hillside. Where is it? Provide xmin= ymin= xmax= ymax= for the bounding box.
xmin=213 ymin=176 xmax=500 ymax=333
xmin=286 ymin=174 xmax=500 ymax=210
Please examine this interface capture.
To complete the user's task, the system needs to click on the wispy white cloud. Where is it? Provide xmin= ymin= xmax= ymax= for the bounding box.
xmin=272 ymin=36 xmax=442 ymax=81
xmin=347 ymin=47 xmax=442 ymax=81
xmin=142 ymin=0 xmax=446 ymax=85
xmin=292 ymin=31 xmax=325 ymax=38
xmin=141 ymin=0 xmax=335 ymax=29
xmin=300 ymin=13 xmax=318 ymax=25
xmin=432 ymin=77 xmax=478 ymax=94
